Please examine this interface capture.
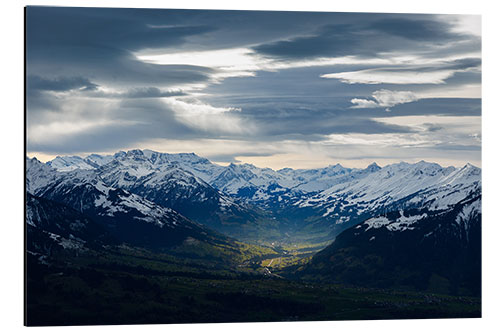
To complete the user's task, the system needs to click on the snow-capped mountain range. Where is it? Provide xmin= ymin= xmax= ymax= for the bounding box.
xmin=29 ymin=149 xmax=481 ymax=241
xmin=26 ymin=157 xmax=233 ymax=249
xmin=26 ymin=149 xmax=482 ymax=297
xmin=47 ymin=149 xmax=381 ymax=200
xmin=293 ymin=161 xmax=481 ymax=233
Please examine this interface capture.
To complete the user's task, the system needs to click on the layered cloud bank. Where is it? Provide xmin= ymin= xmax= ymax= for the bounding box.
xmin=26 ymin=8 xmax=481 ymax=167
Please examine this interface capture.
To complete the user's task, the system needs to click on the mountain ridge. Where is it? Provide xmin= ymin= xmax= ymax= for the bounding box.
xmin=296 ymin=189 xmax=481 ymax=296
xmin=26 ymin=149 xmax=482 ymax=299
xmin=30 ymin=149 xmax=481 ymax=242
xmin=26 ymin=157 xmax=237 ymax=250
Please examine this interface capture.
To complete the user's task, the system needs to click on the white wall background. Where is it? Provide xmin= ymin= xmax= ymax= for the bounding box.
xmin=1 ymin=0 xmax=497 ymax=332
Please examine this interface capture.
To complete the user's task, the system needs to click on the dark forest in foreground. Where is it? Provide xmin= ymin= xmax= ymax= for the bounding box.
xmin=26 ymin=246 xmax=480 ymax=326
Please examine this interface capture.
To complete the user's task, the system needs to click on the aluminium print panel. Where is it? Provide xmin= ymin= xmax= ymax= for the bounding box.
xmin=25 ymin=6 xmax=481 ymax=326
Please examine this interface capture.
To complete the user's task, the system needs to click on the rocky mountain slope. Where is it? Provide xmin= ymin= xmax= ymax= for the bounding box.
xmin=297 ymin=190 xmax=481 ymax=296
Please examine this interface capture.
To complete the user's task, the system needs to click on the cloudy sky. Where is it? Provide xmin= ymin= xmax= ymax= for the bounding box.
xmin=26 ymin=7 xmax=481 ymax=168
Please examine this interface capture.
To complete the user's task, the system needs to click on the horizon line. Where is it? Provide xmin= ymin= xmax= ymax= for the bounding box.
xmin=26 ymin=148 xmax=481 ymax=171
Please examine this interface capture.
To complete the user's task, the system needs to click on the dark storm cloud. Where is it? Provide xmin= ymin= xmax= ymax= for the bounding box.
xmin=27 ymin=75 xmax=99 ymax=92
xmin=442 ymin=58 xmax=482 ymax=70
xmin=26 ymin=7 xmax=216 ymax=52
xmin=28 ymin=46 xmax=214 ymax=88
xmin=368 ymin=18 xmax=460 ymax=41
xmin=126 ymin=10 xmax=370 ymax=52
xmin=252 ymin=17 xmax=475 ymax=60
xmin=253 ymin=24 xmax=365 ymax=60
xmin=26 ymin=6 xmax=216 ymax=87
xmin=386 ymin=98 xmax=481 ymax=117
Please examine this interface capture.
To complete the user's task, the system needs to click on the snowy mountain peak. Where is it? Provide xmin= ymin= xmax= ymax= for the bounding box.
xmin=462 ymin=162 xmax=480 ymax=174
xmin=365 ymin=162 xmax=381 ymax=170
xmin=27 ymin=156 xmax=40 ymax=163
xmin=325 ymin=163 xmax=347 ymax=172
xmin=414 ymin=160 xmax=443 ymax=169
xmin=26 ymin=157 xmax=59 ymax=194
xmin=462 ymin=163 xmax=481 ymax=171
xmin=227 ymin=162 xmax=237 ymax=168
xmin=47 ymin=155 xmax=94 ymax=172
xmin=128 ymin=148 xmax=144 ymax=155
xmin=113 ymin=151 xmax=127 ymax=159
xmin=123 ymin=149 xmax=148 ymax=161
